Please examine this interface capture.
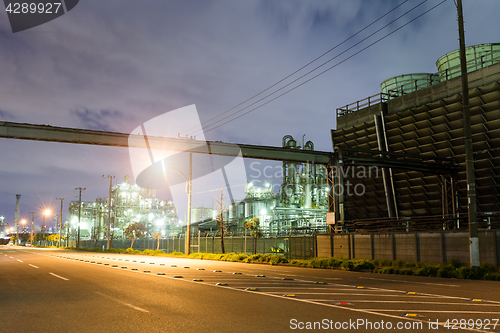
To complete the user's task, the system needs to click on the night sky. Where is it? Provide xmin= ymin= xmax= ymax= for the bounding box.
xmin=1 ymin=0 xmax=499 ymax=230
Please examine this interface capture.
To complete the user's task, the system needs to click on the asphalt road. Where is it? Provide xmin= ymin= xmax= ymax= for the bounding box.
xmin=1 ymin=246 xmax=500 ymax=333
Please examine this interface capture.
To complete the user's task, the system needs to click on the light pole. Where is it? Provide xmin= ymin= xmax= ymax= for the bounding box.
xmin=20 ymin=219 xmax=26 ymax=244
xmin=42 ymin=209 xmax=51 ymax=246
xmin=29 ymin=212 xmax=34 ymax=244
xmin=75 ymin=187 xmax=86 ymax=248
xmin=456 ymin=0 xmax=479 ymax=268
xmin=161 ymin=153 xmax=192 ymax=255
xmin=56 ymin=198 xmax=64 ymax=248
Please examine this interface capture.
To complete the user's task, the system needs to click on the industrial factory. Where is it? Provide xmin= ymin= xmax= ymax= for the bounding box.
xmin=332 ymin=43 xmax=500 ymax=232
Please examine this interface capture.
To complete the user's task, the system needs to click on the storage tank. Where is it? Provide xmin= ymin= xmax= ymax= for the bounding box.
xmin=380 ymin=73 xmax=439 ymax=97
xmin=436 ymin=43 xmax=500 ymax=81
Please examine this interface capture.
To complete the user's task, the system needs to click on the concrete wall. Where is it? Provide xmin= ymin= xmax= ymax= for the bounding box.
xmin=73 ymin=230 xmax=500 ymax=266
xmin=316 ymin=230 xmax=500 ymax=267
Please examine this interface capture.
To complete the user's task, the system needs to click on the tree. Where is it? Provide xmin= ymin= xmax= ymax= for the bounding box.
xmin=245 ymin=217 xmax=263 ymax=254
xmin=47 ymin=234 xmax=59 ymax=247
xmin=215 ymin=190 xmax=229 ymax=254
xmin=124 ymin=222 xmax=146 ymax=249
xmin=152 ymin=232 xmax=161 ymax=250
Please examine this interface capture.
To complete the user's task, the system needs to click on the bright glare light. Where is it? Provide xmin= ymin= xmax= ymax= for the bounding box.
xmin=155 ymin=219 xmax=164 ymax=226
xmin=21 ymin=219 xmax=27 ymax=224
xmin=248 ymin=182 xmax=253 ymax=188
xmin=44 ymin=209 xmax=51 ymax=216
xmin=265 ymin=183 xmax=270 ymax=188
xmin=260 ymin=209 xmax=267 ymax=216
xmin=148 ymin=213 xmax=154 ymax=221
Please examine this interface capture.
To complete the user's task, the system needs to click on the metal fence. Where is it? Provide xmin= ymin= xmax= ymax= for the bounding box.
xmin=70 ymin=234 xmax=316 ymax=260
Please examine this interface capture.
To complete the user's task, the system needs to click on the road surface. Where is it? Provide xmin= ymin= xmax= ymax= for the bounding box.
xmin=1 ymin=246 xmax=499 ymax=332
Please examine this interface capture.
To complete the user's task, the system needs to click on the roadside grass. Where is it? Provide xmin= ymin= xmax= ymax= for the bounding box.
xmin=58 ymin=247 xmax=500 ymax=280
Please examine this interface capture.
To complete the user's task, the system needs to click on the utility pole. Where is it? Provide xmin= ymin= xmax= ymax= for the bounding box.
xmin=456 ymin=0 xmax=479 ymax=268
xmin=29 ymin=212 xmax=35 ymax=244
xmin=75 ymin=187 xmax=86 ymax=248
xmin=186 ymin=152 xmax=192 ymax=255
xmin=103 ymin=175 xmax=115 ymax=250
xmin=56 ymin=197 xmax=64 ymax=248
xmin=15 ymin=194 xmax=20 ymax=245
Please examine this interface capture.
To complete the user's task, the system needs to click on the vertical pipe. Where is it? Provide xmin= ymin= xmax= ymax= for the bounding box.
xmin=374 ymin=114 xmax=396 ymax=218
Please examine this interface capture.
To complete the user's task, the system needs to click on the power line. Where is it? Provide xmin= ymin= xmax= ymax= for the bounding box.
xmin=194 ymin=0 xmax=446 ymax=135
xmin=179 ymin=0 xmax=410 ymax=136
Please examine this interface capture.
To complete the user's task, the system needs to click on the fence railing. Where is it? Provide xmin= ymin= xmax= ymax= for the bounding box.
xmin=336 ymin=50 xmax=500 ymax=118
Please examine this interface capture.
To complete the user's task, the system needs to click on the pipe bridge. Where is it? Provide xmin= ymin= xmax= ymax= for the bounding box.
xmin=0 ymin=121 xmax=459 ymax=172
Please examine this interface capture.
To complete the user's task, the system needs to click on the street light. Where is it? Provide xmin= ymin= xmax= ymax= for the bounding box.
xmin=19 ymin=219 xmax=26 ymax=245
xmin=161 ymin=154 xmax=192 ymax=255
xmin=42 ymin=209 xmax=51 ymax=246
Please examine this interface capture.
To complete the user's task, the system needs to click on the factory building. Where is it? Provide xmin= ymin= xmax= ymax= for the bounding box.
xmin=68 ymin=178 xmax=178 ymax=241
xmin=217 ymin=135 xmax=329 ymax=236
xmin=332 ymin=43 xmax=500 ymax=231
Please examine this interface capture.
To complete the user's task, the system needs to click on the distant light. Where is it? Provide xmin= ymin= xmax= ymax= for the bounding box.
xmin=148 ymin=213 xmax=154 ymax=221
xmin=260 ymin=209 xmax=267 ymax=216
xmin=265 ymin=183 xmax=270 ymax=188
xmin=248 ymin=183 xmax=253 ymax=188
xmin=44 ymin=209 xmax=51 ymax=216
xmin=155 ymin=219 xmax=164 ymax=226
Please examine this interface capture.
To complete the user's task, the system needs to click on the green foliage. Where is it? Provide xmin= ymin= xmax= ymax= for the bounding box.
xmin=125 ymin=248 xmax=142 ymax=254
xmin=437 ymin=265 xmax=458 ymax=278
xmin=392 ymin=260 xmax=404 ymax=267
xmin=124 ymin=222 xmax=146 ymax=249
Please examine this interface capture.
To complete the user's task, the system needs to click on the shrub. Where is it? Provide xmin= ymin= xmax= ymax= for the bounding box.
xmin=269 ymin=255 xmax=288 ymax=265
xmin=448 ymin=259 xmax=463 ymax=269
xmin=341 ymin=260 xmax=354 ymax=271
xmin=380 ymin=267 xmax=394 ymax=274
xmin=437 ymin=265 xmax=457 ymax=278
xmin=413 ymin=264 xmax=439 ymax=277
xmin=392 ymin=260 xmax=404 ymax=268
xmin=398 ymin=268 xmax=414 ymax=275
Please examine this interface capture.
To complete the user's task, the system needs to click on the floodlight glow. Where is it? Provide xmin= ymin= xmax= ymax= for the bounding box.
xmin=260 ymin=209 xmax=267 ymax=216
xmin=44 ymin=209 xmax=51 ymax=216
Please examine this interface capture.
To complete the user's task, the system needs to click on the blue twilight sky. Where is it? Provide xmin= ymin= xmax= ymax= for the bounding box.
xmin=0 ymin=0 xmax=499 ymax=229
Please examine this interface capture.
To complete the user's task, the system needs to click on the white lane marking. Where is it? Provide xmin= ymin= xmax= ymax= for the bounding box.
xmin=266 ymin=292 xmax=433 ymax=297
xmin=29 ymin=264 xmax=39 ymax=269
xmin=154 ymin=276 xmax=489 ymax=332
xmin=359 ymin=277 xmax=458 ymax=287
xmin=17 ymin=259 xmax=23 ymax=262
xmin=49 ymin=273 xmax=69 ymax=281
xmin=303 ymin=299 xmax=500 ymax=306
xmin=95 ymin=292 xmax=149 ymax=313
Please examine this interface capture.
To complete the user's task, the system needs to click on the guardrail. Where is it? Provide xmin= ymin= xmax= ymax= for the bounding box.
xmin=337 ymin=50 xmax=500 ymax=118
